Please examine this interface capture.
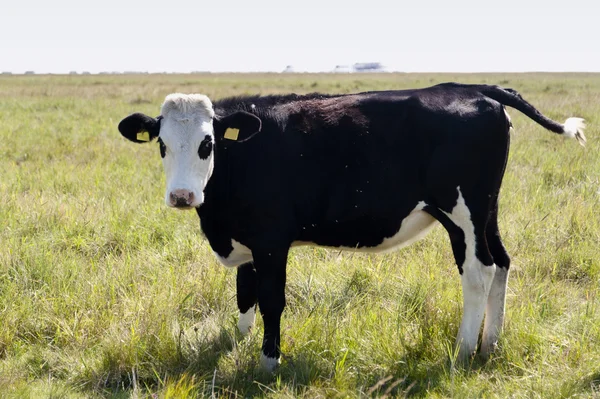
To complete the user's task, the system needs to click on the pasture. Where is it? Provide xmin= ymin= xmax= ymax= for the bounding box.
xmin=0 ymin=72 xmax=599 ymax=398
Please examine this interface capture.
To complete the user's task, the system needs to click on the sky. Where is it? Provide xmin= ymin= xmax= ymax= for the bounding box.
xmin=1 ymin=0 xmax=599 ymax=74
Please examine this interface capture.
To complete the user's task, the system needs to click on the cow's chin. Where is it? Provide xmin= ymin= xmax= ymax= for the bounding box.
xmin=164 ymin=198 xmax=203 ymax=210
xmin=173 ymin=205 xmax=195 ymax=211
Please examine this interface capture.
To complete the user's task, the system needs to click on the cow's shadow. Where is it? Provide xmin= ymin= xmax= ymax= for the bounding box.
xmin=175 ymin=326 xmax=462 ymax=397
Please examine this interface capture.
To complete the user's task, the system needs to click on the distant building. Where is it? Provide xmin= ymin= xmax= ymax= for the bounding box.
xmin=282 ymin=65 xmax=295 ymax=73
xmin=353 ymin=62 xmax=385 ymax=73
xmin=1 ymin=71 xmax=12 ymax=75
xmin=24 ymin=71 xmax=35 ymax=75
xmin=69 ymin=71 xmax=78 ymax=75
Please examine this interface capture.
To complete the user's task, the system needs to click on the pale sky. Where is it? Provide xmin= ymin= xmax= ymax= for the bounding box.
xmin=1 ymin=0 xmax=598 ymax=74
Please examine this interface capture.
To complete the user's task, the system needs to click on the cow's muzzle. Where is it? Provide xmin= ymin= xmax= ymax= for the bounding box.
xmin=168 ymin=189 xmax=196 ymax=209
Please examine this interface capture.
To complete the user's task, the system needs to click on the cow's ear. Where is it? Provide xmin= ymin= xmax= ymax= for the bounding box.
xmin=118 ymin=113 xmax=161 ymax=143
xmin=214 ymin=111 xmax=262 ymax=142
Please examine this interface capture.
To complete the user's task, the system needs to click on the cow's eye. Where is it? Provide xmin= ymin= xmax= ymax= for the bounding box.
xmin=158 ymin=138 xmax=166 ymax=158
xmin=198 ymin=136 xmax=213 ymax=160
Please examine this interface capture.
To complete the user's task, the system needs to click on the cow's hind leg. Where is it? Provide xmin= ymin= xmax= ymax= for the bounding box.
xmin=428 ymin=187 xmax=496 ymax=362
xmin=236 ymin=262 xmax=257 ymax=335
xmin=481 ymin=203 xmax=510 ymax=357
xmin=457 ymin=246 xmax=495 ymax=362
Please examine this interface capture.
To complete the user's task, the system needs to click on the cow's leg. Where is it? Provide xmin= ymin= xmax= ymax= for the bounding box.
xmin=481 ymin=203 xmax=510 ymax=357
xmin=253 ymin=247 xmax=289 ymax=371
xmin=236 ymin=262 xmax=257 ymax=335
xmin=430 ymin=187 xmax=496 ymax=362
xmin=457 ymin=250 xmax=495 ymax=362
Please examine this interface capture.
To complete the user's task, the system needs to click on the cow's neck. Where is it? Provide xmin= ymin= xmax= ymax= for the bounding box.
xmin=196 ymin=143 xmax=235 ymax=254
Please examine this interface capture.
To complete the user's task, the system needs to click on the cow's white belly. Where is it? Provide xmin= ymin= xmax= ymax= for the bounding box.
xmin=293 ymin=202 xmax=437 ymax=254
xmin=214 ymin=203 xmax=437 ymax=267
xmin=347 ymin=208 xmax=437 ymax=253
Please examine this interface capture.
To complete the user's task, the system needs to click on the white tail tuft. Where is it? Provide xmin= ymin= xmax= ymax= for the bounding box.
xmin=563 ymin=117 xmax=587 ymax=146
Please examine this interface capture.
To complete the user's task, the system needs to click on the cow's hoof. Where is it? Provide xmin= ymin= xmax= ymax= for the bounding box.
xmin=237 ymin=307 xmax=256 ymax=336
xmin=480 ymin=340 xmax=498 ymax=359
xmin=260 ymin=353 xmax=281 ymax=372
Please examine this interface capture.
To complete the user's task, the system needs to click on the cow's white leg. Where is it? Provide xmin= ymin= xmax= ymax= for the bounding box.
xmin=238 ymin=306 xmax=256 ymax=335
xmin=456 ymin=261 xmax=495 ymax=361
xmin=440 ymin=187 xmax=496 ymax=362
xmin=481 ymin=266 xmax=509 ymax=356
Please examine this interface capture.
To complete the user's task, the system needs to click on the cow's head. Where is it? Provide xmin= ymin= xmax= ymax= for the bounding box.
xmin=118 ymin=93 xmax=261 ymax=209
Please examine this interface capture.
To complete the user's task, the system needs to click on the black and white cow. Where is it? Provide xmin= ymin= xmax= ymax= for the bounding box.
xmin=118 ymin=83 xmax=586 ymax=371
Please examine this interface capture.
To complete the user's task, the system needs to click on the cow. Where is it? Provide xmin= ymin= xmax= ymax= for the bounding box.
xmin=118 ymin=83 xmax=586 ymax=371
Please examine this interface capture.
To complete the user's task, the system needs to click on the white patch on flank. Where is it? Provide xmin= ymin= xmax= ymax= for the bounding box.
xmin=292 ymin=201 xmax=437 ymax=253
xmin=562 ymin=117 xmax=587 ymax=145
xmin=442 ymin=187 xmax=495 ymax=360
xmin=440 ymin=189 xmax=476 ymax=269
xmin=159 ymin=93 xmax=216 ymax=208
xmin=365 ymin=201 xmax=437 ymax=253
xmin=214 ymin=239 xmax=253 ymax=268
xmin=237 ymin=306 xmax=256 ymax=335
xmin=260 ymin=353 xmax=281 ymax=371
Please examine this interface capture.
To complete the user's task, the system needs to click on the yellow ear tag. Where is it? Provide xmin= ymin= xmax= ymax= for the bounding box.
xmin=136 ymin=131 xmax=150 ymax=142
xmin=224 ymin=128 xmax=240 ymax=141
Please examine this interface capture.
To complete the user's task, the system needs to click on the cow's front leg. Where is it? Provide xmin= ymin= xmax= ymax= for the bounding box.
xmin=253 ymin=247 xmax=289 ymax=371
xmin=236 ymin=262 xmax=257 ymax=335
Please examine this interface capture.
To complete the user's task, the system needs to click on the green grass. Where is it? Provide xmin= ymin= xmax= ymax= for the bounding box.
xmin=1 ymin=72 xmax=599 ymax=398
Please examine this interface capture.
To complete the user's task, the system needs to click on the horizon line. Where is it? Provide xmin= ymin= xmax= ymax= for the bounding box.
xmin=2 ymin=70 xmax=600 ymax=76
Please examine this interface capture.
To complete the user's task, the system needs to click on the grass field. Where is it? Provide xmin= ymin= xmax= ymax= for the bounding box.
xmin=1 ymin=72 xmax=599 ymax=398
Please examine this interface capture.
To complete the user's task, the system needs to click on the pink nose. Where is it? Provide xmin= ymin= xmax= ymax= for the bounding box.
xmin=169 ymin=189 xmax=195 ymax=207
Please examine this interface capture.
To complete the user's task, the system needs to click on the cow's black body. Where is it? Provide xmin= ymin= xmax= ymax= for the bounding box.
xmin=201 ymin=83 xmax=517 ymax=361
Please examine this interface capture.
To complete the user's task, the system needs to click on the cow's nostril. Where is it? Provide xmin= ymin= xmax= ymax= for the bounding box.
xmin=174 ymin=197 xmax=189 ymax=207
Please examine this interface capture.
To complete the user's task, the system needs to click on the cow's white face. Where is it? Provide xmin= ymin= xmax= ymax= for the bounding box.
xmin=158 ymin=94 xmax=215 ymax=209
xmin=118 ymin=93 xmax=263 ymax=210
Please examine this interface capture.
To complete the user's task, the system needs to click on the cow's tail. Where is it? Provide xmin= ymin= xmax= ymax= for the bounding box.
xmin=480 ymin=85 xmax=587 ymax=146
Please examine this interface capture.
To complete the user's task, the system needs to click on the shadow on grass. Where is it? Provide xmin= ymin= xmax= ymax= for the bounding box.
xmin=82 ymin=326 xmax=498 ymax=398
